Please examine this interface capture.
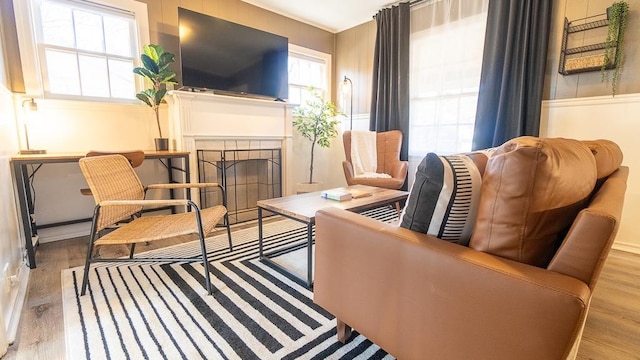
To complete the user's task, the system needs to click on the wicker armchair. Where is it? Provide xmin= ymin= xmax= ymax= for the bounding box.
xmin=78 ymin=154 xmax=232 ymax=296
xmin=80 ymin=150 xmax=145 ymax=196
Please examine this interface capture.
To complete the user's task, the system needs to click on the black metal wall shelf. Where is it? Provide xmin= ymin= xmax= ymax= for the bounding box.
xmin=558 ymin=12 xmax=617 ymax=75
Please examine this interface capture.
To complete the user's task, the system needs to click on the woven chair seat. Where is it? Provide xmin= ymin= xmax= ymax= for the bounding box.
xmin=95 ymin=205 xmax=227 ymax=246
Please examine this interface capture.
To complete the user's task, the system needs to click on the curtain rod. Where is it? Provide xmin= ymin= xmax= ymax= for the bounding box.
xmin=373 ymin=0 xmax=431 ymax=18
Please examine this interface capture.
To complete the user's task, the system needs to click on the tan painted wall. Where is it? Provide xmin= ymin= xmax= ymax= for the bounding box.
xmin=0 ymin=0 xmax=337 ymax=242
xmin=335 ymin=21 xmax=376 ymax=123
xmin=542 ymin=1 xmax=640 ymax=253
xmin=333 ymin=3 xmax=640 ymax=253
xmin=134 ymin=0 xmax=335 ymax=85
xmin=545 ymin=0 xmax=640 ymax=99
xmin=0 ymin=0 xmax=335 ymax=90
xmin=334 ymin=1 xmax=640 ymax=105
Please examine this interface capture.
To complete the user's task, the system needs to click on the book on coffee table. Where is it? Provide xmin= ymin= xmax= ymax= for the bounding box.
xmin=321 ymin=189 xmax=352 ymax=201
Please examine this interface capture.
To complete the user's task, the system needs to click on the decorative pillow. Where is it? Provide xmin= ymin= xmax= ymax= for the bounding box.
xmin=469 ymin=136 xmax=597 ymax=267
xmin=399 ymin=153 xmax=483 ymax=245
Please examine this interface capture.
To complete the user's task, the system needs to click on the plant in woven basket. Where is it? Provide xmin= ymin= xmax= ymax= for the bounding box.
xmin=133 ymin=44 xmax=178 ymax=140
xmin=293 ymin=88 xmax=343 ymax=184
xmin=601 ymin=0 xmax=629 ymax=96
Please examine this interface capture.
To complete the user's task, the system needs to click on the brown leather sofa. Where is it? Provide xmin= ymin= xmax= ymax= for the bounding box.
xmin=314 ymin=137 xmax=627 ymax=360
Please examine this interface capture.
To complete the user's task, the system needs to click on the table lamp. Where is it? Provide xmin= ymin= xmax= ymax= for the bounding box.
xmin=19 ymin=98 xmax=46 ymax=155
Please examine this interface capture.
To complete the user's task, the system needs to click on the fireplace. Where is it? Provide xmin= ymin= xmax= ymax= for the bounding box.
xmin=166 ymin=90 xmax=295 ymax=212
xmin=198 ymin=148 xmax=282 ymax=223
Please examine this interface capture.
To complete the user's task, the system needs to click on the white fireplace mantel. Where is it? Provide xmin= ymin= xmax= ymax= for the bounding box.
xmin=166 ymin=90 xmax=295 ymax=197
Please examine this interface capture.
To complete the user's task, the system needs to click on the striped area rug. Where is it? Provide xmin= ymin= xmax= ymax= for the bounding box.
xmin=62 ymin=207 xmax=398 ymax=359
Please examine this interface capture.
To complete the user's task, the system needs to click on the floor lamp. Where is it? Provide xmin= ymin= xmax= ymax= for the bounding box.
xmin=342 ymin=76 xmax=353 ymax=130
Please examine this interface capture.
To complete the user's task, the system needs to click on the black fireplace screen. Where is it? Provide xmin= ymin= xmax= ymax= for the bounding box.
xmin=197 ymin=149 xmax=282 ymax=224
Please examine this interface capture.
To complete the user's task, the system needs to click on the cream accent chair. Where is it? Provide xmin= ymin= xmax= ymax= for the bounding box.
xmin=78 ymin=154 xmax=232 ymax=296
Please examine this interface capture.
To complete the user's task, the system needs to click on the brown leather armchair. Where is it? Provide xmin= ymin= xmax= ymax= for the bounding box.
xmin=315 ymin=138 xmax=627 ymax=360
xmin=342 ymin=130 xmax=408 ymax=189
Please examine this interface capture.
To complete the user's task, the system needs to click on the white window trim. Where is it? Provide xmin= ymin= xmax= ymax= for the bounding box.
xmin=289 ymin=44 xmax=332 ymax=101
xmin=12 ymin=0 xmax=150 ymax=100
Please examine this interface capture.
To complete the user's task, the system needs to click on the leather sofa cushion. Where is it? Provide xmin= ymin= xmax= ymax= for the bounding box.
xmin=469 ymin=137 xmax=597 ymax=267
xmin=399 ymin=153 xmax=482 ymax=245
xmin=465 ymin=151 xmax=490 ymax=177
xmin=582 ymin=139 xmax=623 ymax=179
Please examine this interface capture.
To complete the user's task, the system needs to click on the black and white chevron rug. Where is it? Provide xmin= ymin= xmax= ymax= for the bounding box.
xmin=62 ymin=207 xmax=398 ymax=359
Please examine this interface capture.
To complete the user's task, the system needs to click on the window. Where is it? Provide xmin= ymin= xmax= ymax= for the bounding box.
xmin=288 ymin=45 xmax=331 ymax=105
xmin=14 ymin=0 xmax=149 ymax=101
xmin=409 ymin=1 xmax=488 ymax=156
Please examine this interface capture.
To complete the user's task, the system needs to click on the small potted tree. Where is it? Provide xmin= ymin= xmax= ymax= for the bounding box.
xmin=133 ymin=44 xmax=178 ymax=150
xmin=293 ymin=89 xmax=343 ymax=193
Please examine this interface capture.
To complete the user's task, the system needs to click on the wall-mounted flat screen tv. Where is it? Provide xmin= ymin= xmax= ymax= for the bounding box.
xmin=178 ymin=8 xmax=289 ymax=101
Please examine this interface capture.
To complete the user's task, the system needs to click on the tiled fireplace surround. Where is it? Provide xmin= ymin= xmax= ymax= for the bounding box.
xmin=166 ymin=91 xmax=295 ymax=222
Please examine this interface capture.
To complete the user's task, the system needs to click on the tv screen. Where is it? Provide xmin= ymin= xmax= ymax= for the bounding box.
xmin=178 ymin=8 xmax=289 ymax=101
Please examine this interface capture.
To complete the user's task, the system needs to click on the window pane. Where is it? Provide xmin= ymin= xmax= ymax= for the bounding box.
xmin=79 ymin=55 xmax=109 ymax=97
xmin=288 ymin=52 xmax=327 ymax=104
xmin=308 ymin=62 xmax=324 ymax=88
xmin=37 ymin=0 xmax=138 ymax=100
xmin=409 ymin=9 xmax=488 ymax=159
xmin=298 ymin=62 xmax=311 ymax=85
xmin=409 ymin=125 xmax=437 ymax=156
xmin=288 ymin=59 xmax=300 ymax=83
xmin=438 ymin=98 xmax=459 ymax=125
xmin=108 ymin=58 xmax=135 ymax=99
xmin=41 ymin=2 xmax=74 ymax=47
xmin=46 ymin=49 xmax=80 ymax=95
xmin=288 ymin=86 xmax=302 ymax=105
xmin=74 ymin=10 xmax=104 ymax=53
xmin=104 ymin=16 xmax=132 ymax=56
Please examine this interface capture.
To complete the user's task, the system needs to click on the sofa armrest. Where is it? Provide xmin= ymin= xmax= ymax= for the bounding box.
xmin=314 ymin=207 xmax=591 ymax=360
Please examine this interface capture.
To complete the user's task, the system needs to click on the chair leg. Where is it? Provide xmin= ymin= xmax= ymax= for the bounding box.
xmin=81 ymin=207 xmax=101 ymax=296
xmin=129 ymin=243 xmax=136 ymax=259
xmin=80 ymin=242 xmax=94 ymax=296
xmin=194 ymin=207 xmax=213 ymax=295
xmin=225 ymin=213 xmax=233 ymax=252
xmin=200 ymin=234 xmax=212 ymax=295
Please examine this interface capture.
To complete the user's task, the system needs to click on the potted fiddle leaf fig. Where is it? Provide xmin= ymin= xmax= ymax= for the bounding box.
xmin=293 ymin=88 xmax=343 ymax=193
xmin=133 ymin=44 xmax=178 ymax=150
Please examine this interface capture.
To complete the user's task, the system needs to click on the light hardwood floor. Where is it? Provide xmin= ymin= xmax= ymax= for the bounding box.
xmin=3 ymin=236 xmax=640 ymax=359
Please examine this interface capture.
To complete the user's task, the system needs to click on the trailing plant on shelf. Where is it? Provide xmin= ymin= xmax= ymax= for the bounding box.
xmin=293 ymin=88 xmax=343 ymax=184
xmin=133 ymin=44 xmax=178 ymax=149
xmin=602 ymin=0 xmax=629 ymax=96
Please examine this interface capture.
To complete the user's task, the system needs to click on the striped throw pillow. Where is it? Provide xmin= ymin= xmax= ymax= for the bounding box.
xmin=399 ymin=153 xmax=482 ymax=245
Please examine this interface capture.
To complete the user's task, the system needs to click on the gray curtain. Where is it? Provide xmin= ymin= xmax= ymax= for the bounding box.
xmin=472 ymin=0 xmax=552 ymax=150
xmin=370 ymin=2 xmax=410 ymax=163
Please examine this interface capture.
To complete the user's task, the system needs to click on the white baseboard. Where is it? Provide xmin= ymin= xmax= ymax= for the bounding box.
xmin=38 ymin=223 xmax=91 ymax=243
xmin=6 ymin=264 xmax=29 ymax=343
xmin=612 ymin=241 xmax=640 ymax=255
